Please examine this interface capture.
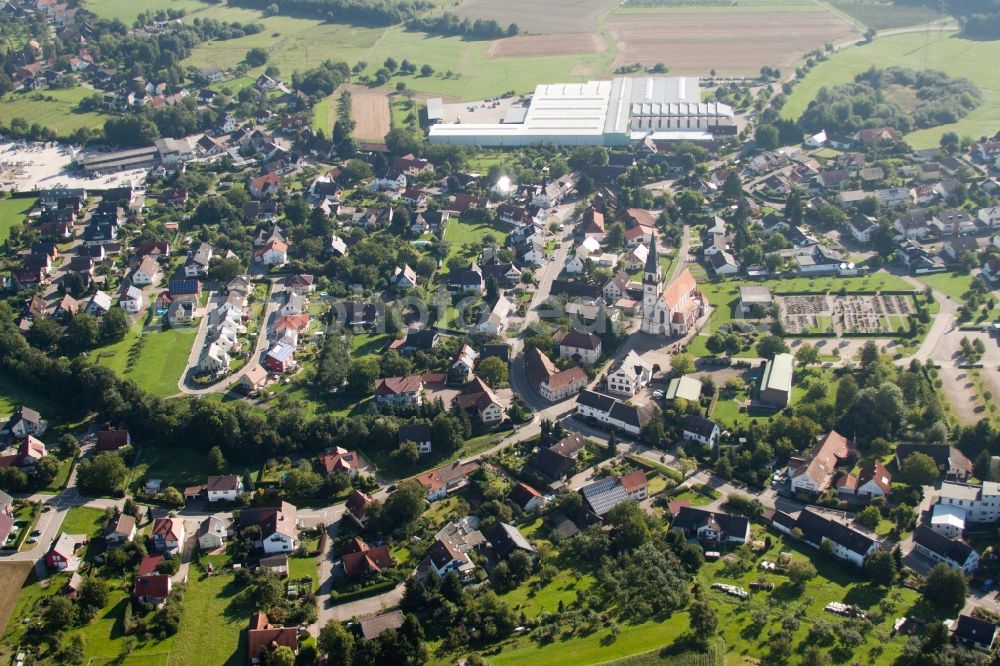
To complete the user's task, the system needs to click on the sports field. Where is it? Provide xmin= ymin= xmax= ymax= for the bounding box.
xmin=782 ymin=30 xmax=1000 ymax=147
xmin=0 ymin=87 xmax=106 ymax=136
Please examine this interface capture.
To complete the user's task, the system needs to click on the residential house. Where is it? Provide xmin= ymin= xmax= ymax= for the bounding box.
xmin=206 ymin=475 xmax=243 ymax=502
xmin=85 ymin=291 xmax=113 ymax=316
xmin=894 ymin=210 xmax=930 ymax=240
xmin=392 ymin=264 xmax=417 ymax=289
xmin=485 ymin=523 xmax=534 ymax=560
xmin=132 ymin=255 xmax=161 ymax=286
xmin=415 ymin=461 xmax=479 ymax=501
xmin=263 ymin=342 xmax=295 ymax=374
xmin=423 ymin=537 xmax=476 ymax=581
xmin=895 ymin=443 xmax=971 ymax=481
xmin=977 ymin=206 xmax=1000 ymax=230
xmin=134 ymin=574 xmax=172 ymax=605
xmin=931 ymin=209 xmax=975 ymax=237
xmin=912 ymin=525 xmax=979 ymax=575
xmin=791 ymin=509 xmax=878 ymax=567
xmin=847 ymin=214 xmax=878 ymax=243
xmin=942 ymin=235 xmax=982 ymax=262
xmin=478 ymin=295 xmax=512 ymax=336
xmin=197 ymin=513 xmax=234 ymax=551
xmin=248 ymin=172 xmax=281 ymax=199
xmin=184 ymin=242 xmax=212 ymax=277
xmin=345 ymin=490 xmax=374 ymax=528
xmin=151 ymin=517 xmax=185 ymax=555
xmin=256 ymin=239 xmax=288 ymax=267
xmin=96 ymin=428 xmax=130 ymax=452
xmin=672 ymin=507 xmax=751 ymax=546
xmin=247 ymin=613 xmax=298 ymax=664
xmin=525 ymin=347 xmax=587 ymax=402
xmin=103 ymin=513 xmax=135 ymax=549
xmin=580 ymin=476 xmax=630 ymax=518
xmin=45 ymin=533 xmax=87 ymax=571
xmin=240 ymin=363 xmax=269 ymax=395
xmin=682 ymin=414 xmax=721 ymax=448
xmin=448 ymin=262 xmax=484 ymax=295
xmin=952 ymin=615 xmax=999 ymax=653
xmin=283 ymin=274 xmax=315 ymax=295
xmin=374 ymin=375 xmax=424 ymax=408
xmin=606 ymin=350 xmax=652 ymax=397
xmin=448 ymin=344 xmax=478 ymax=385
xmin=317 ymin=447 xmax=365 ymax=478
xmin=342 ymin=537 xmax=394 ymax=579
xmin=575 ymin=390 xmax=654 ymax=437
xmin=790 ymin=430 xmax=851 ymax=494
xmin=17 ymin=436 xmax=46 ymax=467
xmin=3 ymin=406 xmax=45 ymax=438
xmin=240 ymin=502 xmax=299 ymax=554
xmin=119 ymin=286 xmax=144 ymax=314
xmin=620 ymin=470 xmax=648 ymax=501
xmin=453 ymin=376 xmax=505 ymax=425
xmin=556 ymin=330 xmax=602 ymax=365
xmin=398 ymin=423 xmax=432 ymax=454
xmin=508 ymin=482 xmax=546 ymax=513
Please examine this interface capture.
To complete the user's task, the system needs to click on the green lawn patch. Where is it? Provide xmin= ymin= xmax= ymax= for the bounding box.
xmin=60 ymin=506 xmax=106 ymax=539
xmin=499 ymin=568 xmax=597 ymax=619
xmin=0 ymin=197 xmax=32 ymax=243
xmin=83 ymin=0 xmax=212 ymax=23
xmin=442 ymin=217 xmax=511 ymax=268
xmin=168 ymin=571 xmax=250 ymax=666
xmin=829 ymin=0 xmax=944 ymax=31
xmin=288 ymin=555 xmax=318 ymax=592
xmin=0 ymin=372 xmax=59 ymax=419
xmin=0 ymin=87 xmax=107 ymax=137
xmin=93 ymin=322 xmax=199 ymax=398
xmin=782 ymin=31 xmax=1000 ymax=148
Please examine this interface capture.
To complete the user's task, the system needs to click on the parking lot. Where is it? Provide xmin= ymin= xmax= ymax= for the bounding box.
xmin=0 ymin=140 xmax=147 ymax=191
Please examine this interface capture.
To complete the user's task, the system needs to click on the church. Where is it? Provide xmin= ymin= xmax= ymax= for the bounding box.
xmin=641 ymin=237 xmax=705 ymax=336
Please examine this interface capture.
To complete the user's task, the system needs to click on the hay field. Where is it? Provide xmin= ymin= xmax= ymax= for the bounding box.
xmin=486 ymin=33 xmax=607 ymax=58
xmin=606 ymin=10 xmax=856 ymax=75
xmin=351 ymin=92 xmax=392 ymax=141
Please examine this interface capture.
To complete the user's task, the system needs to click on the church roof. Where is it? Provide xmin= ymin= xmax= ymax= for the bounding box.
xmin=662 ymin=268 xmax=697 ymax=309
xmin=644 ymin=234 xmax=659 ymax=275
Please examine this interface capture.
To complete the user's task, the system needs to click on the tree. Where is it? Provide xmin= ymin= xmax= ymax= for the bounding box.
xmin=477 ymin=356 xmax=508 ymax=387
xmin=923 ymin=563 xmax=968 ymax=609
xmin=380 ymin=479 xmax=426 ymax=530
xmin=794 ymin=343 xmax=820 ymax=366
xmin=670 ymin=353 xmax=694 ymax=376
xmin=208 ymin=446 xmax=226 ymax=474
xmin=270 ymin=646 xmax=296 ymax=666
xmin=79 ymin=575 xmax=110 ymax=612
xmin=688 ymin=590 xmax=718 ymax=648
xmin=0 ymin=467 xmax=28 ymax=492
xmin=283 ymin=462 xmax=323 ymax=499
xmin=98 ymin=308 xmax=130 ymax=344
xmin=318 ymin=619 xmax=354 ymax=664
xmin=864 ymin=548 xmax=898 ymax=586
xmin=901 ymin=452 xmax=939 ymax=486
xmin=65 ymin=313 xmax=99 ymax=351
xmin=246 ymin=48 xmax=268 ymax=66
xmin=420 ymin=64 xmax=434 ymax=77
xmin=33 ymin=455 xmax=60 ymax=485
xmin=161 ymin=487 xmax=184 ymax=507
xmin=28 ymin=317 xmax=62 ymax=350
xmin=77 ymin=452 xmax=128 ymax=495
xmin=786 ymin=560 xmax=816 ymax=588
xmin=755 ymin=123 xmax=780 ymax=150
xmin=855 ymin=505 xmax=880 ymax=530
xmin=756 ymin=335 xmax=788 ymax=359
xmin=347 ymin=357 xmax=379 ymax=396
xmin=45 ymin=595 xmax=77 ymax=630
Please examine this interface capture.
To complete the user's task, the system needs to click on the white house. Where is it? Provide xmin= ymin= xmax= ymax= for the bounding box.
xmin=937 ymin=481 xmax=1000 ymax=523
xmin=198 ymin=513 xmax=233 ymax=551
xmin=132 ymin=256 xmax=161 ymax=286
xmin=119 ymin=286 xmax=144 ymax=314
xmin=151 ymin=517 xmax=185 ymax=555
xmin=913 ymin=525 xmax=979 ymax=576
xmin=790 ymin=431 xmax=850 ymax=494
xmin=606 ymin=350 xmax=652 ymax=397
xmin=978 ymin=206 xmax=1000 ymax=230
xmin=206 ymin=475 xmax=243 ymax=502
xmin=682 ymin=414 xmax=720 ymax=448
xmin=478 ymin=295 xmax=512 ymax=336
xmin=557 ymin=330 xmax=602 ymax=365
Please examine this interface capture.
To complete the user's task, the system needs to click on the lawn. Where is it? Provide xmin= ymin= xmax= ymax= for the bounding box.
xmin=93 ymin=322 xmax=199 ymax=398
xmin=782 ymin=31 xmax=1000 ymax=148
xmin=442 ymin=217 xmax=511 ymax=268
xmin=129 ymin=445 xmax=224 ymax=494
xmin=288 ymin=555 xmax=318 ymax=591
xmin=499 ymin=568 xmax=597 ymax=619
xmin=828 ymin=0 xmax=944 ymax=30
xmin=83 ymin=0 xmax=212 ymax=23
xmin=695 ymin=528 xmax=929 ymax=663
xmin=0 ymin=570 xmax=67 ymax=650
xmin=60 ymin=506 xmax=107 ymax=538
xmin=917 ymin=271 xmax=1000 ymax=322
xmin=0 ymin=87 xmax=107 ymax=137
xmin=0 ymin=197 xmax=33 ymax=243
xmin=162 ymin=571 xmax=249 ymax=666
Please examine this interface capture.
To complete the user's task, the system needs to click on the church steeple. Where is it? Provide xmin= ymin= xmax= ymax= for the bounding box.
xmin=643 ymin=235 xmax=661 ymax=284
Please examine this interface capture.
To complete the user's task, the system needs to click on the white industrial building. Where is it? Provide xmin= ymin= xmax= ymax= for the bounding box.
xmin=428 ymin=76 xmax=735 ymax=147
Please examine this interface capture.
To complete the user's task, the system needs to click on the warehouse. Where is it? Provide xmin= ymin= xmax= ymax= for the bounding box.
xmin=81 ymin=137 xmax=195 ymax=175
xmin=428 ymin=76 xmax=735 ymax=147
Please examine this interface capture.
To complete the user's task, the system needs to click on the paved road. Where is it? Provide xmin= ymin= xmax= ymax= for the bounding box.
xmin=176 ymin=278 xmax=281 ymax=395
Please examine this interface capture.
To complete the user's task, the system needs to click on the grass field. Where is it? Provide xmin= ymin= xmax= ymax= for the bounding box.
xmin=916 ymin=271 xmax=1000 ymax=321
xmin=782 ymin=31 xmax=1000 ymax=148
xmin=617 ymin=0 xmax=827 ymax=11
xmin=168 ymin=572 xmax=248 ymax=666
xmin=93 ymin=322 xmax=198 ymax=398
xmin=82 ymin=0 xmax=212 ymax=23
xmin=129 ymin=445 xmax=218 ymax=494
xmin=0 ymin=197 xmax=32 ymax=242
xmin=60 ymin=506 xmax=107 ymax=538
xmin=442 ymin=217 xmax=511 ymax=267
xmin=0 ymin=372 xmax=58 ymax=418
xmin=0 ymin=87 xmax=107 ymax=136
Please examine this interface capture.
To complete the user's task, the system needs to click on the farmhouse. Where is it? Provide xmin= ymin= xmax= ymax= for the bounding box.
xmin=790 ymin=430 xmax=851 ymax=494
xmin=912 ymin=525 xmax=979 ymax=575
xmin=525 ymin=347 xmax=588 ymax=402
xmin=672 ymin=507 xmax=750 ymax=546
xmin=430 ymin=77 xmax=734 ymax=146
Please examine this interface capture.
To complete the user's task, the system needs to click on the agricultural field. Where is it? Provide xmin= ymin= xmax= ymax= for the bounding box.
xmin=0 ymin=87 xmax=106 ymax=137
xmin=350 ymin=91 xmax=392 ymax=142
xmin=486 ymin=33 xmax=607 ymax=59
xmin=617 ymin=0 xmax=831 ymax=12
xmin=453 ymin=0 xmax=619 ymax=33
xmin=605 ymin=10 xmax=856 ymax=75
xmin=829 ymin=0 xmax=945 ymax=30
xmin=0 ymin=562 xmax=33 ymax=638
xmin=782 ymin=31 xmax=1000 ymax=148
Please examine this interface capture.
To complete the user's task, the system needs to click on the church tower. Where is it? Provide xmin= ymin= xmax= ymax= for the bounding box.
xmin=641 ymin=236 xmax=663 ymax=333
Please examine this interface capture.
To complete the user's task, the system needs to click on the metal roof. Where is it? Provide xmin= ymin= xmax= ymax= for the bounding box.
xmin=760 ymin=353 xmax=793 ymax=393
